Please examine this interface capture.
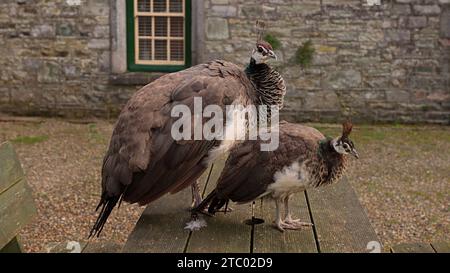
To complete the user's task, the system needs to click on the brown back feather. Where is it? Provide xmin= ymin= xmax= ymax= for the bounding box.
xmin=101 ymin=60 xmax=256 ymax=205
xmin=213 ymin=122 xmax=325 ymax=203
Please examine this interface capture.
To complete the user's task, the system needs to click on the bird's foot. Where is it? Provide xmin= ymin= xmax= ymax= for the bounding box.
xmin=215 ymin=206 xmax=234 ymax=214
xmin=274 ymin=220 xmax=288 ymax=232
xmin=284 ymin=218 xmax=313 ymax=228
xmin=193 ymin=207 xmax=215 ymax=217
xmin=274 ymin=219 xmax=313 ymax=232
xmin=184 ymin=213 xmax=208 ymax=231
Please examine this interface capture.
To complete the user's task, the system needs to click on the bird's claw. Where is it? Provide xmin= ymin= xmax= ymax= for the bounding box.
xmin=216 ymin=207 xmax=234 ymax=214
xmin=274 ymin=219 xmax=313 ymax=232
xmin=285 ymin=218 xmax=313 ymax=227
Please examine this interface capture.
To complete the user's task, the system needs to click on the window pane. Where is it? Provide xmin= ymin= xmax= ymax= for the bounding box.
xmin=153 ymin=0 xmax=167 ymax=12
xmin=155 ymin=40 xmax=168 ymax=60
xmin=139 ymin=39 xmax=152 ymax=60
xmin=170 ymin=17 xmax=183 ymax=37
xmin=137 ymin=0 xmax=151 ymax=12
xmin=155 ymin=16 xmax=168 ymax=37
xmin=171 ymin=40 xmax=184 ymax=61
xmin=169 ymin=0 xmax=183 ymax=13
xmin=138 ymin=16 xmax=152 ymax=36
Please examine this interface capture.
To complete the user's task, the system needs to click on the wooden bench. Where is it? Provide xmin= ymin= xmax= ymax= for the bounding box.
xmin=391 ymin=243 xmax=450 ymax=253
xmin=123 ymin=155 xmax=380 ymax=253
xmin=45 ymin=240 xmax=122 ymax=253
xmin=0 ymin=141 xmax=37 ymax=253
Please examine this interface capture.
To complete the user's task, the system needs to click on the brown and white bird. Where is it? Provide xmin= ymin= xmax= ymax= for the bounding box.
xmin=89 ymin=39 xmax=286 ymax=237
xmin=195 ymin=121 xmax=359 ymax=231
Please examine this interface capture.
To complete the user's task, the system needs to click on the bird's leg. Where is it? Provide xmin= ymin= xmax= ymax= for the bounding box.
xmin=282 ymin=195 xmax=313 ymax=229
xmin=191 ymin=180 xmax=202 ymax=208
xmin=216 ymin=200 xmax=234 ymax=214
xmin=274 ymin=198 xmax=286 ymax=232
xmin=184 ymin=180 xmax=208 ymax=231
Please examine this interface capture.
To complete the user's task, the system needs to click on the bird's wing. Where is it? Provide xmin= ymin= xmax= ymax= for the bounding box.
xmin=214 ymin=123 xmax=324 ymax=203
xmin=101 ymin=61 xmax=253 ymax=205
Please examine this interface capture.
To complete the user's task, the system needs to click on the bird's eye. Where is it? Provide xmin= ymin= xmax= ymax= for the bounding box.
xmin=258 ymin=47 xmax=264 ymax=53
xmin=343 ymin=143 xmax=349 ymax=149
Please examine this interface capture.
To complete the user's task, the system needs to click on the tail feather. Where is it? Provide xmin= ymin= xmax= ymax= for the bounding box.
xmin=193 ymin=190 xmax=228 ymax=215
xmin=208 ymin=197 xmax=227 ymax=215
xmin=89 ymin=195 xmax=121 ymax=238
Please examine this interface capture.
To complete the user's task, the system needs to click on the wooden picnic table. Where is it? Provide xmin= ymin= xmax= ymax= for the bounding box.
xmin=123 ymin=155 xmax=381 ymax=253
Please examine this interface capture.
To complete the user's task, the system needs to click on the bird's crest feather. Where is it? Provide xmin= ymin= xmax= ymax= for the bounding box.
xmin=342 ymin=121 xmax=353 ymax=139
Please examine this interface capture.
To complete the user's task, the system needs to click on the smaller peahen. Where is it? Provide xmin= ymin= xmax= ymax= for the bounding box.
xmin=195 ymin=121 xmax=359 ymax=231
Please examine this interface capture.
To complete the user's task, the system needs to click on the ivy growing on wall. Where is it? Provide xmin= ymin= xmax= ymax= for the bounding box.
xmin=264 ymin=34 xmax=282 ymax=50
xmin=295 ymin=40 xmax=315 ymax=68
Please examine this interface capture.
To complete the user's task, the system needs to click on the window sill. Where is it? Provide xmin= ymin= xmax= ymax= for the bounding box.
xmin=109 ymin=72 xmax=166 ymax=86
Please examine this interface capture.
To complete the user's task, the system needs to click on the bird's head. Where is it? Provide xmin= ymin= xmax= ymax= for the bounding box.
xmin=251 ymin=41 xmax=277 ymax=64
xmin=331 ymin=122 xmax=359 ymax=159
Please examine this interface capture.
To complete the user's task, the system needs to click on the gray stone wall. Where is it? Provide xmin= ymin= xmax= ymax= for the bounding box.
xmin=0 ymin=0 xmax=449 ymax=124
xmin=204 ymin=0 xmax=450 ymax=124
xmin=0 ymin=0 xmax=137 ymax=118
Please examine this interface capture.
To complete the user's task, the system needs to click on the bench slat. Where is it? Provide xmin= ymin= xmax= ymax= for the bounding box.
xmin=187 ymin=155 xmax=253 ymax=253
xmin=307 ymin=177 xmax=380 ymax=253
xmin=253 ymin=192 xmax=318 ymax=253
xmin=0 ymin=237 xmax=23 ymax=253
xmin=0 ymin=142 xmax=25 ymax=194
xmin=121 ymin=189 xmax=192 ymax=253
xmin=0 ymin=179 xmax=36 ymax=249
xmin=431 ymin=242 xmax=450 ymax=253
xmin=391 ymin=243 xmax=436 ymax=253
xmin=122 ymin=168 xmax=211 ymax=253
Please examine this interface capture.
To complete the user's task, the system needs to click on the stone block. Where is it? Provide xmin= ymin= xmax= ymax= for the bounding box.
xmin=31 ymin=24 xmax=55 ymax=38
xmin=413 ymin=5 xmax=441 ymax=15
xmin=323 ymin=69 xmax=362 ymax=89
xmin=56 ymin=23 xmax=75 ymax=36
xmin=88 ymin=39 xmax=110 ymax=50
xmin=206 ymin=18 xmax=229 ymax=40
xmin=385 ymin=29 xmax=411 ymax=42
xmin=303 ymin=91 xmax=341 ymax=111
xmin=386 ymin=90 xmax=410 ymax=102
xmin=211 ymin=5 xmax=237 ymax=17
xmin=407 ymin=16 xmax=427 ymax=29
xmin=441 ymin=9 xmax=450 ymax=38
xmin=37 ymin=62 xmax=62 ymax=83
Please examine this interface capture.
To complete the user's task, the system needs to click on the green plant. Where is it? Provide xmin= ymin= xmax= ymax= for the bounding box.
xmin=12 ymin=135 xmax=49 ymax=145
xmin=295 ymin=40 xmax=315 ymax=68
xmin=88 ymin=123 xmax=105 ymax=143
xmin=264 ymin=34 xmax=282 ymax=50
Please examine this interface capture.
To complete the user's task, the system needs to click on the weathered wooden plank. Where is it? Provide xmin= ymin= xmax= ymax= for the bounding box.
xmin=253 ymin=192 xmax=318 ymax=253
xmin=0 ymin=237 xmax=23 ymax=253
xmin=307 ymin=177 xmax=380 ymax=253
xmin=187 ymin=155 xmax=253 ymax=253
xmin=83 ymin=241 xmax=122 ymax=253
xmin=45 ymin=241 xmax=89 ymax=253
xmin=122 ymin=170 xmax=210 ymax=253
xmin=0 ymin=179 xmax=37 ymax=249
xmin=431 ymin=242 xmax=450 ymax=253
xmin=0 ymin=142 xmax=25 ymax=194
xmin=391 ymin=243 xmax=436 ymax=253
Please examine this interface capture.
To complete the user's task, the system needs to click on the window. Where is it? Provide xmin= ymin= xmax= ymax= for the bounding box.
xmin=126 ymin=0 xmax=191 ymax=72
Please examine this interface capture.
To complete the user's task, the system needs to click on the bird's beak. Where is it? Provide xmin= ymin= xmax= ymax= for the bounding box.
xmin=351 ymin=149 xmax=359 ymax=159
xmin=268 ymin=50 xmax=277 ymax=60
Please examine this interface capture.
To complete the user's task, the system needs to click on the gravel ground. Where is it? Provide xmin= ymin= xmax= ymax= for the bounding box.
xmin=0 ymin=117 xmax=449 ymax=252
xmin=0 ymin=118 xmax=144 ymax=253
